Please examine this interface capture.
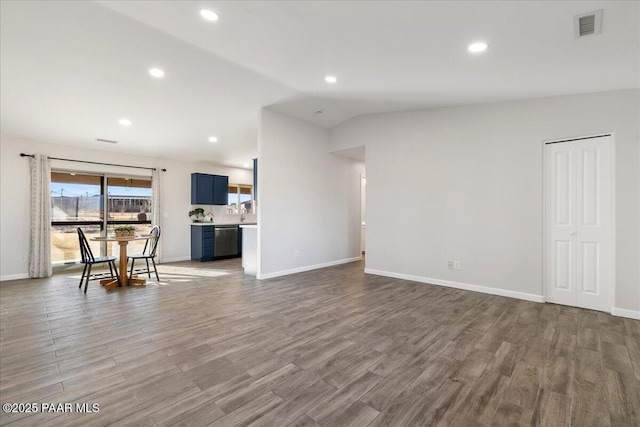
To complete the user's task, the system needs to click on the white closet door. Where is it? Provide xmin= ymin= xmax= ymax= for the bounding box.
xmin=545 ymin=142 xmax=577 ymax=307
xmin=575 ymin=136 xmax=611 ymax=311
xmin=545 ymin=135 xmax=612 ymax=312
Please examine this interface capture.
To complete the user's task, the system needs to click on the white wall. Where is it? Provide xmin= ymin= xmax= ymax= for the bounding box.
xmin=330 ymin=89 xmax=640 ymax=315
xmin=0 ymin=133 xmax=252 ymax=280
xmin=258 ymin=108 xmax=362 ymax=278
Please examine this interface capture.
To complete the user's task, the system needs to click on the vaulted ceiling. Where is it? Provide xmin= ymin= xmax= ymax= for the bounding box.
xmin=1 ymin=1 xmax=638 ymax=168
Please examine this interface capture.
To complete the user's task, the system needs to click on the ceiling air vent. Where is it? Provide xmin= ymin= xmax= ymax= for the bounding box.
xmin=96 ymin=138 xmax=117 ymax=144
xmin=574 ymin=10 xmax=603 ymax=38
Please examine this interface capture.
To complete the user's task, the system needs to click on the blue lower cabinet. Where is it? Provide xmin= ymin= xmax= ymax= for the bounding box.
xmin=191 ymin=225 xmax=215 ymax=261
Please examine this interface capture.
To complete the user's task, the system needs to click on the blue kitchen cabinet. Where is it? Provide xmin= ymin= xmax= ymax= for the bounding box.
xmin=212 ymin=175 xmax=228 ymax=205
xmin=191 ymin=225 xmax=214 ymax=262
xmin=191 ymin=173 xmax=229 ymax=205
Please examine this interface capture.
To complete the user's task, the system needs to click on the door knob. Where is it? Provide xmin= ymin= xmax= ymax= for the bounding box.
xmin=569 ymin=231 xmax=577 ymax=236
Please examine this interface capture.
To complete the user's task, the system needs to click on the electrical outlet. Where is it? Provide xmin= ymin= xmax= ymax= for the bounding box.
xmin=454 ymin=261 xmax=461 ymax=270
xmin=447 ymin=261 xmax=454 ymax=270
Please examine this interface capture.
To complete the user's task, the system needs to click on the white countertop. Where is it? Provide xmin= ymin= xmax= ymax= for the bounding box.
xmin=239 ymin=224 xmax=258 ymax=229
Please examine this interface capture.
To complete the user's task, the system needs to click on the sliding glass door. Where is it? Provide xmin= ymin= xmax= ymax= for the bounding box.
xmin=50 ymin=171 xmax=152 ymax=266
xmin=106 ymin=177 xmax=152 ymax=255
xmin=51 ymin=172 xmax=103 ymax=266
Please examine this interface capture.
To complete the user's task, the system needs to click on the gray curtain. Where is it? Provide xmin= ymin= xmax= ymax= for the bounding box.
xmin=29 ymin=154 xmax=52 ymax=277
xmin=152 ymin=168 xmax=162 ymax=260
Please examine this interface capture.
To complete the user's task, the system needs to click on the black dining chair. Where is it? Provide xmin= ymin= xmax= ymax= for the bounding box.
xmin=77 ymin=228 xmax=121 ymax=293
xmin=127 ymin=225 xmax=161 ymax=284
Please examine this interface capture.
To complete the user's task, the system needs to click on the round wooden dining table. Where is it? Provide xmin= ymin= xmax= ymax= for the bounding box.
xmin=91 ymin=234 xmax=153 ymax=289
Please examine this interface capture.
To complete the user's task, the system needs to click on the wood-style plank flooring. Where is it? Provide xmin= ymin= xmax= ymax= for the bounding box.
xmin=1 ymin=259 xmax=639 ymax=426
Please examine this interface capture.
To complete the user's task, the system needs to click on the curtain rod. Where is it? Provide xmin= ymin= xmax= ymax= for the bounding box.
xmin=20 ymin=153 xmax=166 ymax=172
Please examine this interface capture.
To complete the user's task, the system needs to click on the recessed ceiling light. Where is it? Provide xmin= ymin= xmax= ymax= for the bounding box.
xmin=243 ymin=162 xmax=251 ymax=168
xmin=468 ymin=42 xmax=488 ymax=53
xmin=200 ymin=9 xmax=219 ymax=21
xmin=119 ymin=118 xmax=132 ymax=126
xmin=208 ymin=136 xmax=218 ymax=143
xmin=324 ymin=75 xmax=337 ymax=84
xmin=149 ymin=68 xmax=165 ymax=78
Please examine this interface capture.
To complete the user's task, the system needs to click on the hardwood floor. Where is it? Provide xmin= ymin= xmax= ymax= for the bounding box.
xmin=1 ymin=259 xmax=638 ymax=426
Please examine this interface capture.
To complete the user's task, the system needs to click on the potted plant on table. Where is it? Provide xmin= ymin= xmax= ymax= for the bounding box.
xmin=114 ymin=226 xmax=127 ymax=237
xmin=115 ymin=226 xmax=136 ymax=237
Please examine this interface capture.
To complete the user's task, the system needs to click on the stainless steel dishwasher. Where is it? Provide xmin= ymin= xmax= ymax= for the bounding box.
xmin=214 ymin=226 xmax=238 ymax=258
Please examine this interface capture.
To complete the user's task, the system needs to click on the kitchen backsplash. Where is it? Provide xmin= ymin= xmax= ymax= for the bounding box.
xmin=192 ymin=204 xmax=257 ymax=224
xmin=215 ymin=213 xmax=257 ymax=224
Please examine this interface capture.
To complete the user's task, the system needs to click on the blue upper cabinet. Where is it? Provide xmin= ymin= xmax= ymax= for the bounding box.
xmin=191 ymin=173 xmax=229 ymax=205
xmin=212 ymin=175 xmax=228 ymax=205
xmin=191 ymin=173 xmax=213 ymax=204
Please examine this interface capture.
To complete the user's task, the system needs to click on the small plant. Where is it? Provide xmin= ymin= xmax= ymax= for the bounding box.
xmin=114 ymin=225 xmax=136 ymax=237
xmin=189 ymin=208 xmax=205 ymax=222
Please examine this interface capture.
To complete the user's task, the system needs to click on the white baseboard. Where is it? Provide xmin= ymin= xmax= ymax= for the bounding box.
xmin=258 ymin=256 xmax=362 ymax=280
xmin=159 ymin=256 xmax=191 ymax=263
xmin=0 ymin=273 xmax=29 ymax=282
xmin=364 ymin=268 xmax=545 ymax=303
xmin=611 ymin=307 xmax=640 ymax=320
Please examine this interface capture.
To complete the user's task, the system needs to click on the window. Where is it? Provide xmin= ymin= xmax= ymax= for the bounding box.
xmin=50 ymin=171 xmax=152 ymax=266
xmin=227 ymin=184 xmax=253 ymax=213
